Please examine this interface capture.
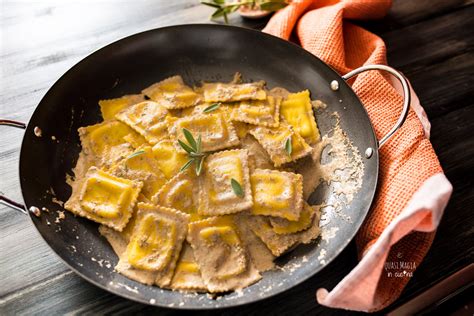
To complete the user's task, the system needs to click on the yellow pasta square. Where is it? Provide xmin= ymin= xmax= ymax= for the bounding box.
xmin=79 ymin=120 xmax=139 ymax=168
xmin=269 ymin=202 xmax=316 ymax=234
xmin=142 ymin=76 xmax=201 ymax=109
xmin=249 ymin=123 xmax=312 ymax=167
xmin=151 ymin=170 xmax=200 ymax=221
xmin=202 ymin=81 xmax=266 ymax=102
xmin=123 ymin=203 xmax=189 ymax=287
xmin=240 ymin=134 xmax=274 ymax=171
xmin=187 ymin=216 xmax=261 ymax=292
xmin=109 ymin=146 xmax=167 ymax=199
xmin=168 ymin=113 xmax=239 ymax=153
xmin=233 ymin=95 xmax=281 ymax=127
xmin=280 ymin=90 xmax=320 ymax=144
xmin=199 ymin=149 xmax=253 ymax=216
xmin=116 ymin=101 xmax=170 ymax=144
xmin=170 ymin=243 xmax=207 ymax=291
xmin=250 ymin=169 xmax=303 ymax=221
xmin=237 ymin=208 xmax=321 ymax=257
xmin=151 ymin=139 xmax=189 ymax=179
xmin=65 ymin=167 xmax=142 ymax=231
xmin=99 ymin=94 xmax=144 ymax=121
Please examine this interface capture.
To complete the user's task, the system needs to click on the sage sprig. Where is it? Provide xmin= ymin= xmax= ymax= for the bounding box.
xmin=179 ymin=129 xmax=207 ymax=176
xmin=201 ymin=0 xmax=288 ymax=24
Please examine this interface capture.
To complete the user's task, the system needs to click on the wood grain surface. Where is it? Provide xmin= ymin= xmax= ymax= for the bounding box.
xmin=1 ymin=0 xmax=473 ymax=314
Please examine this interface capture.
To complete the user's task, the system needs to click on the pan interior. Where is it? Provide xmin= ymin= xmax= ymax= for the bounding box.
xmin=19 ymin=25 xmax=378 ymax=308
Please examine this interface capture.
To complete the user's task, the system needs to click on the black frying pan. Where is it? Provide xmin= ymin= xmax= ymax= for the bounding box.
xmin=0 ymin=24 xmax=409 ymax=309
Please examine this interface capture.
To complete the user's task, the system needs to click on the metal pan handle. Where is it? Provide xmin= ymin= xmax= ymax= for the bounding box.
xmin=341 ymin=64 xmax=410 ymax=149
xmin=0 ymin=119 xmax=28 ymax=215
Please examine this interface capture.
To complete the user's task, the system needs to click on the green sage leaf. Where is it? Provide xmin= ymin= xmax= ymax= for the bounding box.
xmin=182 ymin=128 xmax=197 ymax=151
xmin=231 ymin=178 xmax=244 ymax=197
xmin=178 ymin=139 xmax=195 ymax=154
xmin=203 ymin=102 xmax=221 ymax=113
xmin=285 ymin=136 xmax=292 ymax=156
xmin=127 ymin=150 xmax=145 ymax=159
xmin=180 ymin=159 xmax=194 ymax=172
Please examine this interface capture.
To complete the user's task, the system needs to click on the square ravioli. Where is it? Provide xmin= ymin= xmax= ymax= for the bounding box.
xmin=99 ymin=94 xmax=145 ymax=121
xmin=169 ymin=243 xmax=207 ymax=292
xmin=168 ymin=113 xmax=239 ymax=153
xmin=151 ymin=170 xmax=200 ymax=220
xmin=142 ymin=75 xmax=201 ymax=109
xmin=240 ymin=134 xmax=274 ymax=171
xmin=116 ymin=101 xmax=170 ymax=144
xmin=202 ymin=81 xmax=266 ymax=102
xmin=109 ymin=146 xmax=167 ymax=199
xmin=249 ymin=122 xmax=312 ymax=167
xmin=65 ymin=167 xmax=142 ymax=231
xmin=250 ymin=169 xmax=303 ymax=221
xmin=199 ymin=149 xmax=253 ymax=216
xmin=237 ymin=207 xmax=321 ymax=257
xmin=269 ymin=201 xmax=316 ymax=234
xmin=187 ymin=216 xmax=261 ymax=292
xmin=233 ymin=95 xmax=282 ymax=127
xmin=280 ymin=90 xmax=320 ymax=144
xmin=79 ymin=120 xmax=143 ymax=168
xmin=123 ymin=203 xmax=189 ymax=287
xmin=151 ymin=139 xmax=189 ymax=179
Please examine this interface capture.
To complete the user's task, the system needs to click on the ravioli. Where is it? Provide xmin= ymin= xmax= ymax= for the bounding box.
xmin=250 ymin=169 xmax=303 ymax=221
xmin=142 ymin=76 xmax=201 ymax=109
xmin=168 ymin=113 xmax=239 ymax=153
xmin=233 ymin=95 xmax=281 ymax=127
xmin=199 ymin=149 xmax=253 ymax=216
xmin=249 ymin=122 xmax=312 ymax=167
xmin=280 ymin=90 xmax=320 ymax=144
xmin=116 ymin=101 xmax=170 ymax=144
xmin=187 ymin=216 xmax=261 ymax=292
xmin=270 ymin=202 xmax=316 ymax=234
xmin=79 ymin=120 xmax=140 ymax=168
xmin=65 ymin=167 xmax=142 ymax=231
xmin=170 ymin=243 xmax=207 ymax=291
xmin=99 ymin=94 xmax=145 ymax=121
xmin=151 ymin=170 xmax=200 ymax=220
xmin=237 ymin=207 xmax=321 ymax=257
xmin=240 ymin=134 xmax=274 ymax=171
xmin=109 ymin=146 xmax=167 ymax=199
xmin=202 ymin=81 xmax=266 ymax=102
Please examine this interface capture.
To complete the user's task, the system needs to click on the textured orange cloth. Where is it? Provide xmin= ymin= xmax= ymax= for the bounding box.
xmin=264 ymin=0 xmax=452 ymax=312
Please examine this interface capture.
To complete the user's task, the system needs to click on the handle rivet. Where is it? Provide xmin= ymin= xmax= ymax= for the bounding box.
xmin=29 ymin=206 xmax=41 ymax=217
xmin=330 ymin=80 xmax=339 ymax=91
xmin=34 ymin=126 xmax=42 ymax=137
xmin=365 ymin=147 xmax=374 ymax=159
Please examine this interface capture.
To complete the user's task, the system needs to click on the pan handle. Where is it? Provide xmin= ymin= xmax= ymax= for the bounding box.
xmin=0 ymin=119 xmax=28 ymax=215
xmin=341 ymin=64 xmax=410 ymax=148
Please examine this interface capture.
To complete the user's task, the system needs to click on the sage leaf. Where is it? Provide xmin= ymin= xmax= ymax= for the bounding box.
xmin=127 ymin=150 xmax=145 ymax=159
xmin=182 ymin=128 xmax=197 ymax=151
xmin=203 ymin=102 xmax=221 ymax=113
xmin=180 ymin=159 xmax=194 ymax=172
xmin=231 ymin=178 xmax=244 ymax=197
xmin=285 ymin=136 xmax=292 ymax=156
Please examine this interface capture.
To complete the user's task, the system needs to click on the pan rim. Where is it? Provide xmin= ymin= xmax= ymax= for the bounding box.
xmin=18 ymin=23 xmax=379 ymax=309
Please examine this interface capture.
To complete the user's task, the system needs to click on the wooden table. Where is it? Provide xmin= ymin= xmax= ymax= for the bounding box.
xmin=1 ymin=1 xmax=473 ymax=314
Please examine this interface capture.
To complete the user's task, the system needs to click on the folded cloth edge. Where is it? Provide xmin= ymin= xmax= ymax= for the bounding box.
xmin=316 ymin=172 xmax=452 ymax=312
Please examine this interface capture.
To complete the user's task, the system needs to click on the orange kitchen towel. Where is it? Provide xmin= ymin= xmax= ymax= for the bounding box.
xmin=263 ymin=0 xmax=453 ymax=312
